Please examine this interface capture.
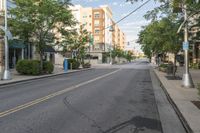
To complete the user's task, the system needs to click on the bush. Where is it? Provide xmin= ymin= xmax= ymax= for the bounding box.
xmin=190 ymin=63 xmax=200 ymax=69
xmin=66 ymin=59 xmax=80 ymax=69
xmin=82 ymin=62 xmax=91 ymax=68
xmin=16 ymin=60 xmax=41 ymax=75
xmin=43 ymin=61 xmax=54 ymax=74
xmin=159 ymin=63 xmax=168 ymax=72
xmin=159 ymin=64 xmax=168 ymax=68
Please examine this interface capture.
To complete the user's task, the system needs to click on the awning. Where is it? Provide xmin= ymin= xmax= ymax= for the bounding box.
xmin=44 ymin=45 xmax=55 ymax=52
xmin=9 ymin=39 xmax=26 ymax=49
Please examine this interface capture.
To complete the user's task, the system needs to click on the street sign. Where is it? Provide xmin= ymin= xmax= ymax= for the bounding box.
xmin=183 ymin=42 xmax=189 ymax=50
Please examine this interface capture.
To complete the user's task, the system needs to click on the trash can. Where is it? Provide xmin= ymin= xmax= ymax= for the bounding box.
xmin=63 ymin=58 xmax=68 ymax=72
xmin=167 ymin=64 xmax=173 ymax=75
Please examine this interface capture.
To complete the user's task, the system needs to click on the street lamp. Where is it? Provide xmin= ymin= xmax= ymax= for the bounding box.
xmin=109 ymin=26 xmax=114 ymax=64
xmin=2 ymin=0 xmax=11 ymax=80
xmin=177 ymin=4 xmax=194 ymax=88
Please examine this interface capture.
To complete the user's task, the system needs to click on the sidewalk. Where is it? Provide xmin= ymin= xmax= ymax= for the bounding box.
xmin=153 ymin=66 xmax=200 ymax=133
xmin=0 ymin=65 xmax=92 ymax=86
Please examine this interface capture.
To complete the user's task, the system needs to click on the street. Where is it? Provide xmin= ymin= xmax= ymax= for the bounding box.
xmin=0 ymin=60 xmax=185 ymax=133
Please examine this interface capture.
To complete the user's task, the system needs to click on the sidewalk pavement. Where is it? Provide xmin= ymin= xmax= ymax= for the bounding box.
xmin=0 ymin=65 xmax=91 ymax=86
xmin=153 ymin=65 xmax=200 ymax=133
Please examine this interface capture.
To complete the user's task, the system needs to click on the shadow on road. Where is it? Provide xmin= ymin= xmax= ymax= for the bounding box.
xmin=103 ymin=116 xmax=162 ymax=133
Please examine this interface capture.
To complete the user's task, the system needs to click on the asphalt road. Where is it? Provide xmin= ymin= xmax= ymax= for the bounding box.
xmin=0 ymin=60 xmax=185 ymax=133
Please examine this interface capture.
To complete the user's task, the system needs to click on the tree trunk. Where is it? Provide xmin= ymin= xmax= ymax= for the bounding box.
xmin=173 ymin=53 xmax=177 ymax=77
xmin=40 ymin=52 xmax=43 ymax=73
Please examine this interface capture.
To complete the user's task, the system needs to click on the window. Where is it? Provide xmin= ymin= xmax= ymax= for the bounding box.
xmin=94 ymin=12 xmax=100 ymax=18
xmin=94 ymin=20 xmax=100 ymax=26
xmin=83 ymin=12 xmax=87 ymax=18
xmin=94 ymin=28 xmax=100 ymax=34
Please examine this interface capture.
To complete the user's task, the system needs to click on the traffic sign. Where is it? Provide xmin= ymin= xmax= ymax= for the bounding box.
xmin=183 ymin=42 xmax=189 ymax=50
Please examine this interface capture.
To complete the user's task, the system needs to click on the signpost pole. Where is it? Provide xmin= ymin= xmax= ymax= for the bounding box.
xmin=182 ymin=5 xmax=194 ymax=88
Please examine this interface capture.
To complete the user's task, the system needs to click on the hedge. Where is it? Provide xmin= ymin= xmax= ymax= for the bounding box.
xmin=43 ymin=61 xmax=54 ymax=74
xmin=16 ymin=60 xmax=40 ymax=75
xmin=16 ymin=60 xmax=54 ymax=75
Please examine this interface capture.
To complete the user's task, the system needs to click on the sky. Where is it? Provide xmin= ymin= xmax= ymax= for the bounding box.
xmin=71 ymin=0 xmax=160 ymax=52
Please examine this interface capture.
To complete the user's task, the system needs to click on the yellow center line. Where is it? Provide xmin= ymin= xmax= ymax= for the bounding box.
xmin=0 ymin=69 xmax=120 ymax=118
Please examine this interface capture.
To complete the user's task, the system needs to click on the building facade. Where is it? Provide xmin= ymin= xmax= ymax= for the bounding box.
xmin=68 ymin=5 xmax=126 ymax=64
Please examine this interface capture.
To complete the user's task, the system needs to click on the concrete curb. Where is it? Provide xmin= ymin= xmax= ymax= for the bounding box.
xmin=0 ymin=68 xmax=93 ymax=87
xmin=152 ymin=69 xmax=193 ymax=133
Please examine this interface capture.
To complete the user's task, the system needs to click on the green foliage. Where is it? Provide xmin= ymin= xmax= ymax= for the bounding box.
xmin=17 ymin=60 xmax=54 ymax=75
xmin=68 ymin=25 xmax=90 ymax=64
xmin=82 ymin=62 xmax=91 ymax=68
xmin=159 ymin=63 xmax=168 ymax=72
xmin=67 ymin=59 xmax=80 ymax=69
xmin=9 ymin=0 xmax=76 ymax=68
xmin=16 ymin=60 xmax=41 ymax=75
xmin=43 ymin=61 xmax=54 ymax=74
xmin=159 ymin=63 xmax=168 ymax=68
xmin=138 ymin=18 xmax=182 ymax=58
xmin=190 ymin=63 xmax=200 ymax=69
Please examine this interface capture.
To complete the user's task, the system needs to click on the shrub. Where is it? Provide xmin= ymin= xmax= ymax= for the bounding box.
xmin=82 ymin=62 xmax=91 ymax=68
xmin=43 ymin=61 xmax=54 ymax=74
xmin=66 ymin=59 xmax=80 ymax=69
xmin=159 ymin=64 xmax=168 ymax=68
xmin=158 ymin=63 xmax=168 ymax=72
xmin=16 ymin=60 xmax=40 ymax=75
xmin=190 ymin=63 xmax=200 ymax=69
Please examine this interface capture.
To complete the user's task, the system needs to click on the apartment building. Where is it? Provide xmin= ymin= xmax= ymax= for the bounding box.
xmin=69 ymin=5 xmax=126 ymax=64
xmin=120 ymin=31 xmax=126 ymax=50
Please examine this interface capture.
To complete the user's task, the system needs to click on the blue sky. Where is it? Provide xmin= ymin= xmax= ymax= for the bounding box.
xmin=71 ymin=0 xmax=160 ymax=52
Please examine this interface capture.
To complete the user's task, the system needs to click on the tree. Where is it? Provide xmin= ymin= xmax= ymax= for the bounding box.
xmin=138 ymin=17 xmax=182 ymax=73
xmin=9 ymin=0 xmax=76 ymax=70
xmin=68 ymin=25 xmax=90 ymax=65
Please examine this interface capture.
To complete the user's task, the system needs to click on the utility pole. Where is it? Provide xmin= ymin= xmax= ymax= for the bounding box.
xmin=182 ymin=4 xmax=194 ymax=88
xmin=2 ymin=0 xmax=11 ymax=80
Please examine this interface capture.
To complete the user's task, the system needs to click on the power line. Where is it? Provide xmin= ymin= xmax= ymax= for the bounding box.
xmin=104 ymin=0 xmax=151 ymax=31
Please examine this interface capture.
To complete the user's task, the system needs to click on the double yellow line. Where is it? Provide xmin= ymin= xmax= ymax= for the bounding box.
xmin=0 ymin=69 xmax=120 ymax=118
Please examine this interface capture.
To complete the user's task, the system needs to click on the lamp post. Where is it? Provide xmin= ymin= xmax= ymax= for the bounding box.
xmin=2 ymin=0 xmax=11 ymax=80
xmin=109 ymin=26 xmax=114 ymax=65
xmin=181 ymin=4 xmax=194 ymax=88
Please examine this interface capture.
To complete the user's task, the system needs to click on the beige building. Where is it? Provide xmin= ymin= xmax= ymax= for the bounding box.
xmin=120 ymin=31 xmax=126 ymax=50
xmin=64 ymin=5 xmax=126 ymax=64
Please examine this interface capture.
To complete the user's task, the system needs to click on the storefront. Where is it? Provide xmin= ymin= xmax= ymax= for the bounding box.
xmin=9 ymin=39 xmax=26 ymax=68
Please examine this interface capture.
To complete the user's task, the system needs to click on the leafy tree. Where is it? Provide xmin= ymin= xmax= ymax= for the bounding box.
xmin=9 ymin=0 xmax=76 ymax=70
xmin=138 ymin=17 xmax=182 ymax=69
xmin=68 ymin=25 xmax=90 ymax=65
